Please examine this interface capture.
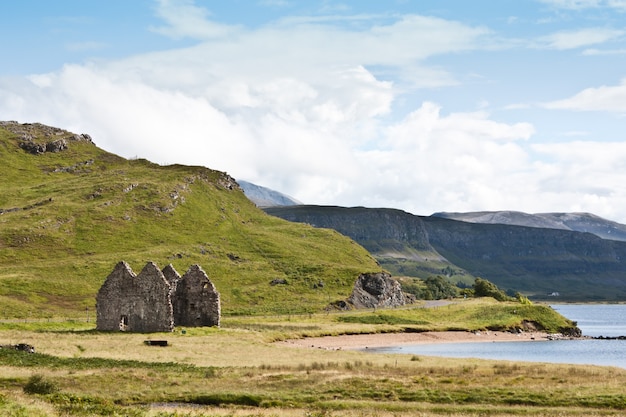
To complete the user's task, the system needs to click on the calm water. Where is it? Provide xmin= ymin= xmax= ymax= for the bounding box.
xmin=369 ymin=304 xmax=626 ymax=368
xmin=552 ymin=304 xmax=626 ymax=337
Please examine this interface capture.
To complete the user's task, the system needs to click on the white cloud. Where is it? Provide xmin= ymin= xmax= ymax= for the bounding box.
xmin=543 ymin=78 xmax=626 ymax=112
xmin=142 ymin=4 xmax=491 ymax=90
xmin=530 ymin=141 xmax=626 ymax=219
xmin=537 ymin=0 xmax=626 ymax=12
xmin=342 ymin=102 xmax=535 ymax=213
xmin=538 ymin=28 xmax=624 ymax=49
xmin=151 ymin=0 xmax=242 ymax=39
xmin=607 ymin=0 xmax=626 ymax=9
xmin=3 ymin=0 xmax=626 ymax=223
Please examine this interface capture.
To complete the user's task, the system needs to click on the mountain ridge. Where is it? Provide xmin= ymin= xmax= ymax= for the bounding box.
xmin=238 ymin=180 xmax=301 ymax=207
xmin=241 ymin=180 xmax=626 ymax=242
xmin=433 ymin=210 xmax=626 ymax=241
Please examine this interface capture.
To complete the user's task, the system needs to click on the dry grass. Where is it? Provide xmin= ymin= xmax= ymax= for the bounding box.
xmin=0 ymin=303 xmax=622 ymax=416
xmin=1 ymin=321 xmax=626 ymax=416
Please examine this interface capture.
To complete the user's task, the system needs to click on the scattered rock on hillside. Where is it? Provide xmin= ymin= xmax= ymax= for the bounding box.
xmin=347 ymin=272 xmax=415 ymax=309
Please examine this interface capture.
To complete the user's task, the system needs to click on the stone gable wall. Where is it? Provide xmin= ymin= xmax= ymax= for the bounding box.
xmin=96 ymin=261 xmax=174 ymax=332
xmin=162 ymin=263 xmax=181 ymax=296
xmin=173 ymin=264 xmax=221 ymax=327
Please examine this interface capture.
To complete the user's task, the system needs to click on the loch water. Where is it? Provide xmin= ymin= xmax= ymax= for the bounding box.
xmin=369 ymin=304 xmax=626 ymax=369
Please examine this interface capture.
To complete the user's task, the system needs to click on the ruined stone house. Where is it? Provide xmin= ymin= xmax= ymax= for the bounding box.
xmin=96 ymin=261 xmax=220 ymax=332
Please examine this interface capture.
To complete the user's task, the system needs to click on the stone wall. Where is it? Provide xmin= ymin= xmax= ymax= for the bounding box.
xmin=173 ymin=265 xmax=221 ymax=327
xmin=96 ymin=262 xmax=174 ymax=333
xmin=96 ymin=261 xmax=174 ymax=332
xmin=162 ymin=263 xmax=181 ymax=294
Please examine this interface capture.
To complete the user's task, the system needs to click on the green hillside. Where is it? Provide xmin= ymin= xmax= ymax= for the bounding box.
xmin=0 ymin=122 xmax=381 ymax=317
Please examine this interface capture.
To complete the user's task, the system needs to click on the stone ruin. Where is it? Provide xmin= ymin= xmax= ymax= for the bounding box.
xmin=96 ymin=261 xmax=220 ymax=332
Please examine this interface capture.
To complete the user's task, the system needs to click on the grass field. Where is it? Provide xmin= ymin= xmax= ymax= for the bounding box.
xmin=1 ymin=299 xmax=624 ymax=417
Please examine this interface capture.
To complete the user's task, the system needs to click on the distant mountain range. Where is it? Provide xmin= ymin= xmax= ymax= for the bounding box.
xmin=264 ymin=204 xmax=626 ymax=302
xmin=433 ymin=211 xmax=626 ymax=242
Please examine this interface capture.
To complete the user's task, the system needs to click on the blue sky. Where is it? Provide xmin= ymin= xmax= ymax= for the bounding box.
xmin=2 ymin=0 xmax=626 ymax=221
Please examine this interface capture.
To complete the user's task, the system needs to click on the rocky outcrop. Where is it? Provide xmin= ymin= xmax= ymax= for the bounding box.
xmin=348 ymin=272 xmax=415 ymax=309
xmin=0 ymin=121 xmax=93 ymax=155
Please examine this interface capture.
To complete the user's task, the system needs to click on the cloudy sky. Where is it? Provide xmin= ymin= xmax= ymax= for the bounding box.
xmin=2 ymin=1 xmax=626 ymax=221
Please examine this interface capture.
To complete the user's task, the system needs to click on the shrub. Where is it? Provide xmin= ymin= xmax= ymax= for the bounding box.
xmin=23 ymin=374 xmax=59 ymax=395
xmin=473 ymin=278 xmax=511 ymax=301
xmin=423 ymin=276 xmax=459 ymax=300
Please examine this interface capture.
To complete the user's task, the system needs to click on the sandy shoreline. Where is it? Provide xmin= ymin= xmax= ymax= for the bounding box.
xmin=280 ymin=330 xmax=550 ymax=350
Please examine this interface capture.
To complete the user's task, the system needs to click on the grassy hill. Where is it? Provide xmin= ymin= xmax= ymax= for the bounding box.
xmin=0 ymin=122 xmax=381 ymax=317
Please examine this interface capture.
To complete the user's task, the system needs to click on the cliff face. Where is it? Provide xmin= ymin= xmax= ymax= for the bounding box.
xmin=265 ymin=205 xmax=432 ymax=253
xmin=265 ymin=205 xmax=467 ymax=284
xmin=421 ymin=216 xmax=626 ymax=299
xmin=265 ymin=205 xmax=626 ymax=301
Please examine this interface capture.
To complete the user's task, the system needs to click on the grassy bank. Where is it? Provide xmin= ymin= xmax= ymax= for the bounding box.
xmin=1 ymin=300 xmax=622 ymax=416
